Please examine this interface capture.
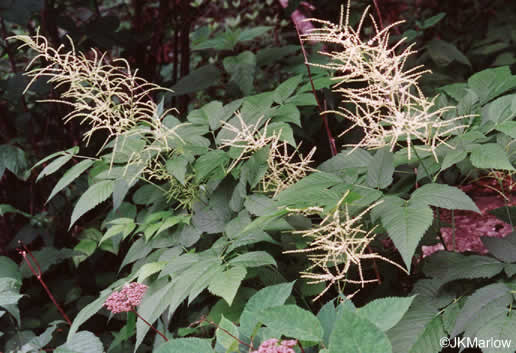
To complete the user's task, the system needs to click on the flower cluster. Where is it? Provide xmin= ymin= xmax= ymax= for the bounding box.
xmin=286 ymin=192 xmax=405 ymax=301
xmin=104 ymin=282 xmax=148 ymax=313
xmin=304 ymin=1 xmax=468 ymax=160
xmin=251 ymin=338 xmax=297 ymax=353
xmin=220 ymin=113 xmax=315 ymax=196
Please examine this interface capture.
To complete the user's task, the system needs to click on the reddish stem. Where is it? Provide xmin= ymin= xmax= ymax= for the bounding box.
xmin=373 ymin=0 xmax=384 ymax=30
xmin=132 ymin=310 xmax=169 ymax=342
xmin=192 ymin=316 xmax=252 ymax=349
xmin=17 ymin=242 xmax=72 ymax=325
xmin=294 ymin=22 xmax=337 ymax=156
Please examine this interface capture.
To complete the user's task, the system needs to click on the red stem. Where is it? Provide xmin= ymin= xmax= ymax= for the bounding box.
xmin=132 ymin=310 xmax=168 ymax=342
xmin=373 ymin=0 xmax=384 ymax=30
xmin=294 ymin=22 xmax=337 ymax=156
xmin=18 ymin=242 xmax=72 ymax=325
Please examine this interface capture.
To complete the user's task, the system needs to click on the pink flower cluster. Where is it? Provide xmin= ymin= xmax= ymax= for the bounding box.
xmin=104 ymin=282 xmax=148 ymax=313
xmin=251 ymin=338 xmax=298 ymax=353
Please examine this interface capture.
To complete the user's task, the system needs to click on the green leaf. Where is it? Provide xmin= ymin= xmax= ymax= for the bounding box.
xmin=379 ymin=197 xmax=434 ymax=271
xmin=367 ymin=148 xmax=394 ymax=189
xmin=58 ymin=331 xmax=103 ymax=353
xmin=426 ymin=39 xmax=471 ymax=67
xmin=423 ymin=251 xmax=504 ymax=287
xmin=228 ymin=251 xmax=276 ymax=268
xmin=154 ymin=338 xmax=214 ymax=353
xmin=468 ymin=66 xmax=516 ymax=104
xmin=0 ymin=144 xmax=29 ymax=179
xmin=273 ymin=75 xmax=303 ymax=104
xmin=216 ymin=316 xmax=240 ymax=352
xmin=329 ymin=309 xmax=392 ymax=353
xmin=193 ymin=150 xmax=229 ymax=182
xmin=408 ymin=316 xmax=446 ymax=353
xmin=270 ymin=103 xmax=301 ymax=127
xmin=472 ymin=310 xmax=516 ymax=353
xmin=496 ymin=120 xmax=516 ymax=139
xmin=440 ymin=148 xmax=467 ymax=171
xmin=47 ymin=159 xmax=94 ymax=203
xmin=481 ymin=93 xmax=516 ymax=125
xmin=36 ymin=153 xmax=73 ymax=182
xmin=72 ymin=239 xmax=97 ymax=266
xmin=482 ymin=231 xmax=516 ymax=262
xmin=223 ymin=51 xmax=256 ymax=95
xmin=276 ymin=172 xmax=343 ymax=208
xmin=319 ymin=149 xmax=373 ymax=174
xmin=208 ymin=266 xmax=247 ymax=306
xmin=410 ymin=183 xmax=479 ymax=212
xmin=255 ymin=305 xmax=323 ymax=341
xmin=488 ymin=206 xmax=516 ymax=226
xmin=0 ymin=278 xmax=23 ymax=307
xmin=239 ymin=282 xmax=295 ymax=337
xmin=137 ymin=262 xmax=167 ymax=283
xmin=170 ymin=64 xmax=222 ymax=95
xmin=166 ymin=156 xmax=188 ymax=185
xmin=0 ymin=256 xmax=21 ymax=283
xmin=421 ymin=13 xmax=446 ymax=29
xmin=237 ymin=26 xmax=272 ymax=42
xmin=470 ymin=143 xmax=514 ymax=170
xmin=387 ymin=296 xmax=439 ymax=353
xmin=358 ymin=296 xmax=416 ymax=332
xmin=0 ymin=204 xmax=31 ymax=218
xmin=452 ymin=283 xmax=512 ymax=337
xmin=20 ymin=247 xmax=75 ymax=278
xmin=70 ymin=180 xmax=114 ymax=229
xmin=285 ymin=93 xmax=317 ymax=106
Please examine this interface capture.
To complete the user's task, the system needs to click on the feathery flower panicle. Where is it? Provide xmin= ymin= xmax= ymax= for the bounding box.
xmin=286 ymin=192 xmax=406 ymax=301
xmin=104 ymin=282 xmax=148 ymax=314
xmin=11 ymin=32 xmax=185 ymax=177
xmin=221 ymin=113 xmax=316 ymax=196
xmin=251 ymin=338 xmax=297 ymax=353
xmin=303 ymin=1 xmax=469 ymax=160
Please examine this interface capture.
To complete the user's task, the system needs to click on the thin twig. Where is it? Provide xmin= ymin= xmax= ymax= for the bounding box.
xmin=294 ymin=22 xmax=337 ymax=156
xmin=17 ymin=242 xmax=72 ymax=325
xmin=372 ymin=0 xmax=384 ymax=30
xmin=133 ymin=310 xmax=169 ymax=342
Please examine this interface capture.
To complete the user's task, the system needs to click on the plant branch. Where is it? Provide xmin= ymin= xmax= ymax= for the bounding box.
xmin=294 ymin=22 xmax=337 ymax=156
xmin=132 ymin=310 xmax=168 ymax=342
xmin=17 ymin=242 xmax=72 ymax=325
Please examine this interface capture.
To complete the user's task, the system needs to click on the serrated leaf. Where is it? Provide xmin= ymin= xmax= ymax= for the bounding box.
xmin=154 ymin=338 xmax=214 ymax=353
xmin=440 ymin=148 xmax=467 ymax=171
xmin=367 ymin=148 xmax=394 ymax=189
xmin=216 ymin=316 xmax=240 ymax=352
xmin=58 ymin=331 xmax=103 ymax=353
xmin=270 ymin=103 xmax=301 ymax=127
xmin=239 ymin=282 xmax=295 ymax=337
xmin=410 ymin=183 xmax=480 ymax=212
xmin=380 ymin=197 xmax=434 ymax=271
xmin=470 ymin=143 xmax=514 ymax=170
xmin=228 ymin=251 xmax=276 ymax=268
xmin=223 ymin=51 xmax=256 ymax=95
xmin=473 ymin=310 xmax=516 ymax=353
xmin=166 ymin=156 xmax=189 ymax=185
xmin=276 ymin=172 xmax=343 ymax=208
xmin=358 ymin=296 xmax=416 ymax=332
xmin=452 ymin=283 xmax=512 ymax=337
xmin=285 ymin=93 xmax=317 ymax=106
xmin=0 ymin=278 xmax=23 ymax=306
xmin=70 ymin=180 xmax=114 ymax=229
xmin=408 ymin=316 xmax=446 ymax=353
xmin=37 ymin=153 xmax=74 ymax=182
xmin=137 ymin=262 xmax=167 ymax=283
xmin=47 ymin=159 xmax=94 ymax=203
xmin=273 ymin=75 xmax=303 ymax=104
xmin=482 ymin=231 xmax=516 ymax=262
xmin=237 ymin=26 xmax=271 ymax=42
xmin=481 ymin=94 xmax=516 ymax=125
xmin=208 ymin=266 xmax=247 ymax=306
xmin=255 ymin=305 xmax=323 ymax=341
xmin=329 ymin=309 xmax=392 ymax=353
xmin=387 ymin=297 xmax=439 ymax=353
xmin=468 ymin=66 xmax=516 ymax=105
xmin=170 ymin=64 xmax=222 ymax=95
xmin=0 ymin=256 xmax=22 ymax=282
xmin=427 ymin=39 xmax=471 ymax=67
xmin=423 ymin=251 xmax=504 ymax=287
